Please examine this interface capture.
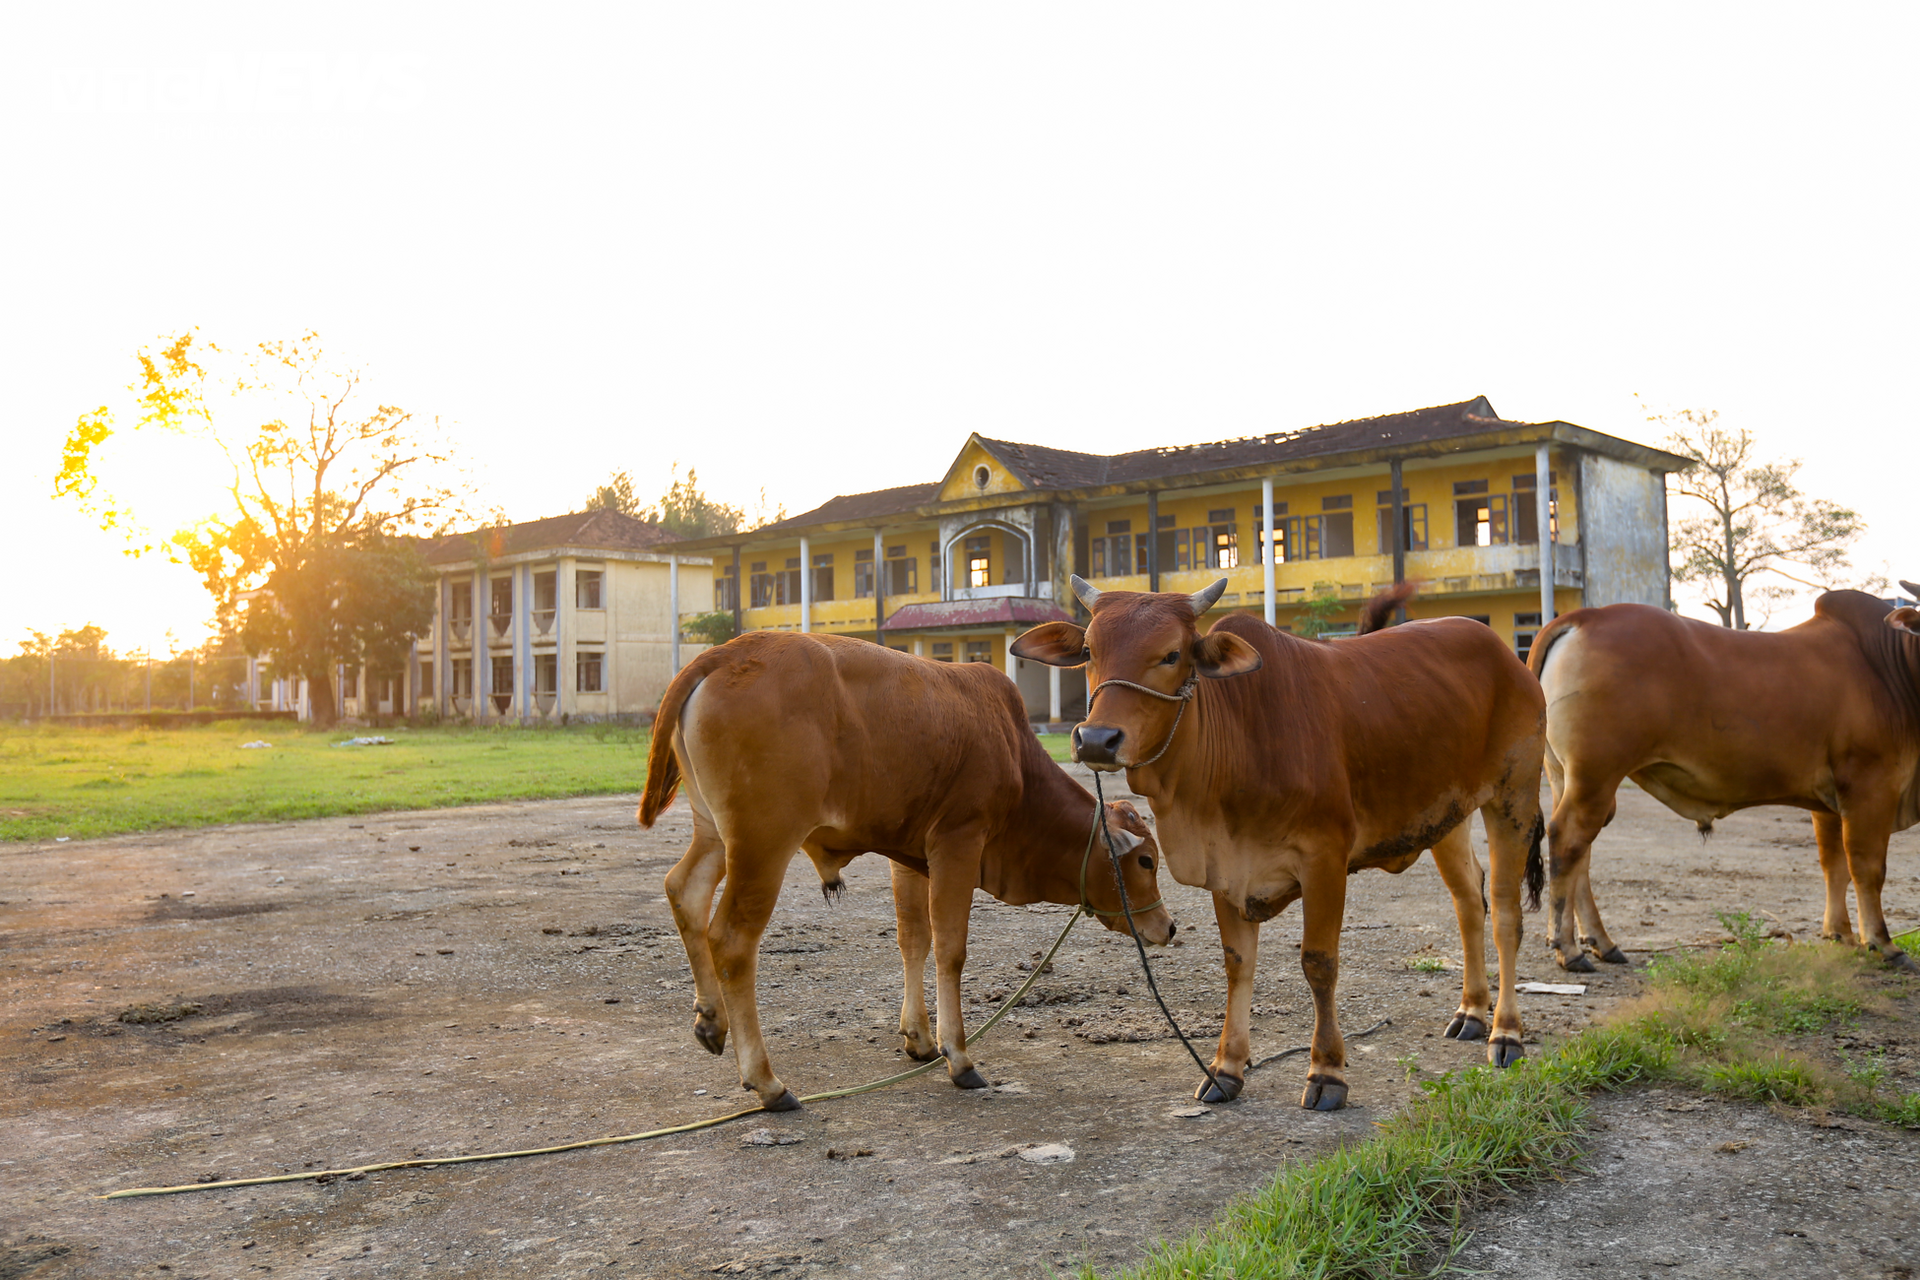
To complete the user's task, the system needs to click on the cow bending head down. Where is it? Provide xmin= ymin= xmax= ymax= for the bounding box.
xmin=1013 ymin=575 xmax=1261 ymax=770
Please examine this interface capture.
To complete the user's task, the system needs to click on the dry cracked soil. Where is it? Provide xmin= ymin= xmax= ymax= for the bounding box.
xmin=3 ymin=762 xmax=1919 ymax=1279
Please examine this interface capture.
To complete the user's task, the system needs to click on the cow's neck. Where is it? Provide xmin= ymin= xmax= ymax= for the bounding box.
xmin=990 ymin=749 xmax=1102 ymax=907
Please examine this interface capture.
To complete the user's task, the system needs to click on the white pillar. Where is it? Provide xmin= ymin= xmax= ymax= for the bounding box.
xmin=669 ymin=554 xmax=681 ymax=672
xmin=1262 ymin=475 xmax=1277 ymax=626
xmin=1004 ymin=629 xmax=1017 ymax=682
xmin=1048 ymin=665 xmax=1061 ymax=723
xmin=799 ymin=535 xmax=812 ymax=633
xmin=912 ymin=638 xmax=924 ymax=657
xmin=1535 ymin=442 xmax=1554 ymax=622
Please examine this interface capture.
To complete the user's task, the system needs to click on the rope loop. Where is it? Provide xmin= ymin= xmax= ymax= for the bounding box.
xmin=1084 ymin=674 xmax=1197 ymax=768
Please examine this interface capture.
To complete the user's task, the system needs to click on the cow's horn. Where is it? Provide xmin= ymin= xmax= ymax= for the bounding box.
xmin=1190 ymin=578 xmax=1229 ymax=615
xmin=1901 ymin=579 xmax=1919 ymax=597
xmin=1071 ymin=575 xmax=1101 ymax=609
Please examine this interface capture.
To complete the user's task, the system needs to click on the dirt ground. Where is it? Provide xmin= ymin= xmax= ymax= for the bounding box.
xmin=3 ymin=764 xmax=1918 ymax=1279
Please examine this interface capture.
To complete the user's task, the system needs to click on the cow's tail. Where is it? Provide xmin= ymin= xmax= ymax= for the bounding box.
xmin=639 ymin=644 xmax=732 ymax=828
xmin=1524 ymin=812 xmax=1546 ymax=911
xmin=1525 ymin=612 xmax=1580 ymax=678
xmin=1357 ymin=581 xmax=1419 ymax=635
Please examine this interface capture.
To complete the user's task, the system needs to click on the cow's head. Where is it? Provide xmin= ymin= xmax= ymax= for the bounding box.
xmin=1012 ymin=575 xmax=1261 ymax=770
xmin=1082 ymin=800 xmax=1176 ymax=945
xmin=1894 ymin=580 xmax=1920 ymax=638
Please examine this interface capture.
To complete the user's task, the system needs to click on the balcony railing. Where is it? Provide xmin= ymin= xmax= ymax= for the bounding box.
xmin=533 ymin=609 xmax=556 ymax=636
xmin=488 ymin=613 xmax=512 ymax=639
xmin=449 ymin=618 xmax=472 ymax=643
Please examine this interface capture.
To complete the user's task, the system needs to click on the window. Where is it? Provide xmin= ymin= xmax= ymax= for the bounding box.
xmin=576 ymin=569 xmax=603 ymax=609
xmin=418 ymin=660 xmax=434 ymax=698
xmin=965 ymin=640 xmax=990 ymax=663
xmin=533 ymin=570 xmax=556 ymax=612
xmin=576 ymin=649 xmax=603 ymax=692
xmin=489 ymin=577 xmax=513 ymax=636
xmin=1320 ymin=495 xmax=1352 ymax=511
xmin=966 ymin=536 xmax=991 ymax=588
xmin=1456 ymin=494 xmax=1509 ymax=547
xmin=1155 ymin=513 xmax=1177 ymax=574
xmin=1281 ymin=511 xmax=1353 ymax=560
xmin=888 ymin=643 xmax=909 ymax=652
xmin=1250 ymin=503 xmax=1290 ymax=565
xmin=885 ymin=545 xmax=917 ymax=595
xmin=1511 ymin=474 xmax=1562 ymax=545
xmin=450 ymin=657 xmax=473 ymax=697
xmin=854 ymin=548 xmax=875 ymax=599
xmin=1002 ymin=538 xmax=1026 ymax=584
xmin=1514 ymin=612 xmax=1543 ymax=663
xmin=447 ymin=586 xmax=473 ymax=624
xmin=779 ymin=557 xmax=803 ymax=605
xmin=1375 ymin=498 xmax=1430 ymax=553
xmin=931 ymin=641 xmax=955 ymax=662
xmin=812 ymin=553 xmax=834 ymax=602
xmin=929 ymin=540 xmax=943 ymax=594
xmin=1187 ymin=511 xmax=1239 ymax=569
xmin=490 ymin=656 xmax=514 ymax=713
xmin=533 ymin=652 xmax=556 ymax=695
xmin=749 ymin=561 xmax=775 ymax=609
xmin=716 ymin=564 xmax=739 ymax=612
xmin=1092 ymin=520 xmax=1131 ymax=580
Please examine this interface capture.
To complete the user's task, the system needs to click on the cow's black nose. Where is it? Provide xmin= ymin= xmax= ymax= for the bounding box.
xmin=1167 ymin=922 xmax=1176 ymax=940
xmin=1074 ymin=724 xmax=1125 ymax=764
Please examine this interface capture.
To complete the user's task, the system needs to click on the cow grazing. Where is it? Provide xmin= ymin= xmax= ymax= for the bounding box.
xmin=1013 ymin=577 xmax=1546 ymax=1110
xmin=1530 ymin=586 xmax=1920 ymax=974
xmin=638 ymin=632 xmax=1174 ymax=1111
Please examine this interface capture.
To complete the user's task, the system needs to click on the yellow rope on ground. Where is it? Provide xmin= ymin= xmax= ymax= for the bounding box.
xmin=101 ymin=908 xmax=1088 ymax=1200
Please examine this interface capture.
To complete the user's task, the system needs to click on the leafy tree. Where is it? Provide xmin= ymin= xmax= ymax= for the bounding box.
xmin=55 ymin=331 xmax=467 ymax=726
xmin=640 ymin=463 xmax=746 ymax=539
xmin=1292 ymin=583 xmax=1349 ymax=638
xmin=681 ymin=610 xmax=738 ymax=647
xmin=1652 ymin=406 xmax=1866 ymax=629
xmin=582 ymin=470 xmax=640 ymax=516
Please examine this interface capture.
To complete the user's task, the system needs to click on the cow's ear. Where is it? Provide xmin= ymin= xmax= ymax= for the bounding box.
xmin=1889 ymin=606 xmax=1920 ymax=637
xmin=1108 ymin=800 xmax=1151 ymax=837
xmin=1192 ymin=629 xmax=1262 ymax=679
xmin=1011 ymin=622 xmax=1087 ymax=666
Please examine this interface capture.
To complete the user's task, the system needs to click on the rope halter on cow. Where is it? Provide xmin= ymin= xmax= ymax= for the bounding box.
xmin=1085 ymin=672 xmax=1198 ymax=768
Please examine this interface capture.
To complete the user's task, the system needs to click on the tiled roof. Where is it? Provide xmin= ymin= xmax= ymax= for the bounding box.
xmin=750 ymin=482 xmax=943 ymax=535
xmin=421 ymin=509 xmax=680 ymax=565
xmin=881 ymin=597 xmax=1076 ymax=632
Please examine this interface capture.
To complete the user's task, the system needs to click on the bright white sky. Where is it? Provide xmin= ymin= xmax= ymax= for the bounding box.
xmin=3 ymin=4 xmax=1914 ymax=654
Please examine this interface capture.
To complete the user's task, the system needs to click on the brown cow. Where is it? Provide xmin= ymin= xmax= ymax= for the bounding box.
xmin=638 ymin=631 xmax=1174 ymax=1111
xmin=1013 ymin=577 xmax=1545 ymax=1110
xmin=1529 ymin=587 xmax=1920 ymax=974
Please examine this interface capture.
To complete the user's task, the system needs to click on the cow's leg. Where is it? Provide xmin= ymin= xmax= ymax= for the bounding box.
xmin=925 ymin=833 xmax=989 ymax=1090
xmin=1200 ymin=891 xmax=1261 ymax=1103
xmin=1429 ymin=823 xmax=1490 ymax=1042
xmin=1297 ymin=859 xmax=1350 ymax=1111
xmin=1544 ymin=773 xmax=1616 ymax=973
xmin=1571 ymin=861 xmax=1628 ymax=965
xmin=708 ymin=847 xmax=803 ymax=1110
xmin=1812 ymin=810 xmax=1856 ymax=944
xmin=1483 ymin=797 xmax=1536 ymax=1069
xmin=889 ymin=861 xmax=940 ymax=1061
xmin=1840 ymin=807 xmax=1918 ymax=973
xmin=664 ymin=811 xmax=730 ymax=1056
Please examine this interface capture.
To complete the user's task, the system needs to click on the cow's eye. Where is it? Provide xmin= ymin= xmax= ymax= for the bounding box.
xmin=1162 ymin=650 xmax=1180 ymax=665
xmin=1137 ymin=855 xmax=1154 ymax=870
xmin=1081 ymin=646 xmax=1092 ymax=662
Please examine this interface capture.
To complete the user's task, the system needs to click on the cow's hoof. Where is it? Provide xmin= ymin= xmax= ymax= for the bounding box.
xmin=762 ymin=1090 xmax=803 ymax=1113
xmin=1557 ymin=951 xmax=1596 ymax=974
xmin=900 ymin=1038 xmax=940 ymax=1063
xmin=693 ymin=1017 xmax=727 ymax=1056
xmin=1489 ymin=1037 xmax=1526 ymax=1069
xmin=1885 ymin=948 xmax=1920 ymax=974
xmin=1299 ymin=1077 xmax=1347 ymax=1111
xmin=951 ymin=1067 xmax=990 ymax=1091
xmin=1598 ymin=946 xmax=1631 ymax=965
xmin=1444 ymin=1012 xmax=1487 ymax=1041
xmin=1196 ymin=1073 xmax=1243 ymax=1104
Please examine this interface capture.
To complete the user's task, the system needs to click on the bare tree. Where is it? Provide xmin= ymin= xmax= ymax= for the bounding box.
xmin=1653 ymin=406 xmax=1866 ymax=629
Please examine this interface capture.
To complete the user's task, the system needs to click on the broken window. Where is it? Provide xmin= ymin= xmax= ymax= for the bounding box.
xmin=885 ymin=546 xmax=917 ymax=595
xmin=716 ymin=565 xmax=739 ymax=612
xmin=534 ymin=570 xmax=557 ymax=612
xmin=576 ymin=569 xmax=604 ymax=609
xmin=1189 ymin=510 xmax=1240 ymax=569
xmin=533 ymin=652 xmax=557 ymax=696
xmin=1455 ymin=491 xmax=1509 ymax=547
xmin=812 ymin=553 xmax=835 ymax=602
xmin=490 ymin=656 xmax=514 ymax=714
xmin=447 ymin=586 xmax=473 ymax=624
xmin=450 ymin=657 xmax=473 ymax=697
xmin=854 ymin=549 xmax=875 ymax=599
xmin=1510 ymin=473 xmax=1561 ymax=545
xmin=749 ymin=561 xmax=774 ymax=609
xmin=1250 ymin=504 xmax=1290 ymax=565
xmin=777 ymin=557 xmax=803 ymax=605
xmin=490 ymin=578 xmax=513 ymax=636
xmin=576 ymin=649 xmax=603 ymax=693
xmin=1375 ymin=500 xmax=1430 ymax=553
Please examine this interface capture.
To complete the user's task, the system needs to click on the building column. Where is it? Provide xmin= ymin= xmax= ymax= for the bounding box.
xmin=912 ymin=637 xmax=924 ymax=657
xmin=1147 ymin=490 xmax=1160 ymax=591
xmin=515 ymin=562 xmax=533 ymax=722
xmin=472 ymin=567 xmax=490 ymax=721
xmin=432 ymin=576 xmax=448 ymax=716
xmin=669 ymin=554 xmax=681 ymax=672
xmin=1535 ymin=442 xmax=1555 ymax=622
xmin=730 ymin=545 xmax=743 ymax=634
xmin=873 ymin=528 xmax=885 ymax=642
xmin=799 ymin=535 xmax=812 ymax=633
xmin=1048 ymin=665 xmax=1061 ymax=723
xmin=1261 ymin=476 xmax=1277 ymax=626
xmin=1004 ymin=629 xmax=1017 ymax=683
xmin=558 ymin=558 xmax=575 ymax=720
xmin=1390 ymin=457 xmax=1408 ymax=626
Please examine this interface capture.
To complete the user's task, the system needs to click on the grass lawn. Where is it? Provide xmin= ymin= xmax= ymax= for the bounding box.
xmin=0 ymin=721 xmax=654 ymax=842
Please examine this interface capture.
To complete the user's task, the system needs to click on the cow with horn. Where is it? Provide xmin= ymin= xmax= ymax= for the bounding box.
xmin=1529 ymin=583 xmax=1920 ymax=974
xmin=1012 ymin=576 xmax=1546 ymax=1110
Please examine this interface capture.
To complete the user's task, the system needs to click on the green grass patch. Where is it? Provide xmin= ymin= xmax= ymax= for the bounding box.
xmin=1038 ymin=732 xmax=1074 ymax=763
xmin=1094 ymin=912 xmax=1920 ymax=1278
xmin=0 ymin=721 xmax=653 ymax=841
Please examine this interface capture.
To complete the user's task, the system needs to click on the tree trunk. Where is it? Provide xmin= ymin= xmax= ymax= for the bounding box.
xmin=1721 ymin=508 xmax=1743 ymax=629
xmin=307 ymin=667 xmax=339 ymax=728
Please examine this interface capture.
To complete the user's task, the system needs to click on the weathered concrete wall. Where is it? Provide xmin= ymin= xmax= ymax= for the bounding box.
xmin=1579 ymin=453 xmax=1671 ymax=608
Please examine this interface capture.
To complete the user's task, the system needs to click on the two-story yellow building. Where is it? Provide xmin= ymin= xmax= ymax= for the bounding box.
xmin=665 ymin=397 xmax=1692 ymax=726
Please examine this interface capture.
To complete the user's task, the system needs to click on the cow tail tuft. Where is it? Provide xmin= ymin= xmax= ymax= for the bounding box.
xmin=1357 ymin=581 xmax=1419 ymax=635
xmin=1524 ymin=812 xmax=1546 ymax=911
